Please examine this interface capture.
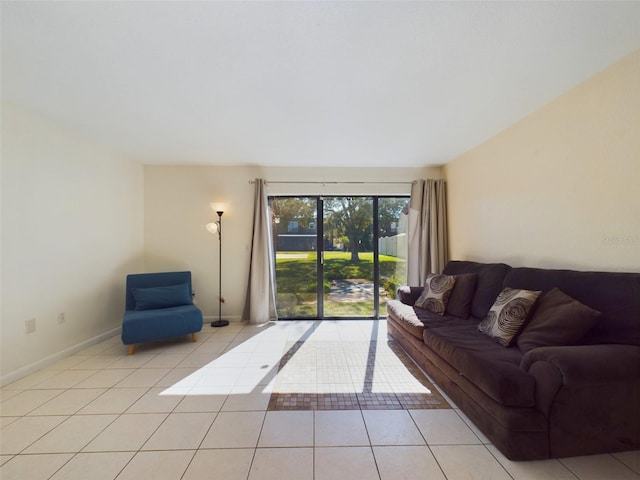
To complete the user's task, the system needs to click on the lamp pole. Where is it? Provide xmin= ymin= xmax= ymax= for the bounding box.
xmin=211 ymin=210 xmax=229 ymax=327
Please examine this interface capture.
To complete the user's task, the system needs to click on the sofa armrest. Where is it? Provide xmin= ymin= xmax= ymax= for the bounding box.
xmin=396 ymin=286 xmax=424 ymax=306
xmin=521 ymin=344 xmax=640 ymax=456
xmin=521 ymin=344 xmax=640 ymax=385
xmin=521 ymin=344 xmax=640 ymax=415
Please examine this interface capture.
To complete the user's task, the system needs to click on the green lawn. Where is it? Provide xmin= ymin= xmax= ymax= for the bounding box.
xmin=275 ymin=251 xmax=406 ymax=317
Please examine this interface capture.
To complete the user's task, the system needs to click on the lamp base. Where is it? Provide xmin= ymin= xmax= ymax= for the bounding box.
xmin=210 ymin=320 xmax=229 ymax=328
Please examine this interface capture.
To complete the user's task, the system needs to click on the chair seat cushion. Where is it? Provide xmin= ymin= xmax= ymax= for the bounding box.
xmin=122 ymin=305 xmax=203 ymax=345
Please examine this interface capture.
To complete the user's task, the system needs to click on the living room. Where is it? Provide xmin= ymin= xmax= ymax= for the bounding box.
xmin=1 ymin=2 xmax=639 ymax=479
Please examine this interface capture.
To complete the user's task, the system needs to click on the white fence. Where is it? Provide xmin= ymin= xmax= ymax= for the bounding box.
xmin=378 ymin=233 xmax=407 ymax=259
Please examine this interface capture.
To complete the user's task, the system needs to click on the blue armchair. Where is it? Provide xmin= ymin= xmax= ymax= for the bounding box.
xmin=122 ymin=271 xmax=203 ymax=354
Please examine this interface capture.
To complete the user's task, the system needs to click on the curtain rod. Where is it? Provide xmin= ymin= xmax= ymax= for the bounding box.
xmin=248 ymin=180 xmax=416 ymax=185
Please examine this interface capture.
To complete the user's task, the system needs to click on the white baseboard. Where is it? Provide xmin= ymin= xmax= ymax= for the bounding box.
xmin=202 ymin=315 xmax=243 ymax=323
xmin=0 ymin=327 xmax=122 ymax=387
xmin=1 ymin=317 xmax=245 ymax=387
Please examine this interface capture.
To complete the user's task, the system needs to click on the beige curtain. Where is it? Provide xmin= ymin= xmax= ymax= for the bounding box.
xmin=243 ymin=179 xmax=278 ymax=324
xmin=407 ymin=179 xmax=449 ymax=285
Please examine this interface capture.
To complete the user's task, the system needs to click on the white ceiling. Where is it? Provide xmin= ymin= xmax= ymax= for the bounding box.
xmin=2 ymin=1 xmax=640 ymax=168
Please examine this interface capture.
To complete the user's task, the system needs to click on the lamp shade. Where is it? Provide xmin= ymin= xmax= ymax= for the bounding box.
xmin=205 ymin=222 xmax=219 ymax=234
xmin=210 ymin=203 xmax=226 ymax=214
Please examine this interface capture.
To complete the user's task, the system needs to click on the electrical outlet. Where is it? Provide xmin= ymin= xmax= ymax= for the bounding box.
xmin=57 ymin=312 xmax=66 ymax=324
xmin=25 ymin=318 xmax=36 ymax=334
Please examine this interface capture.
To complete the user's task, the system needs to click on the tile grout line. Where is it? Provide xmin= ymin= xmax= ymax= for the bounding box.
xmin=42 ymin=405 xmax=127 ymax=480
xmin=357 ymin=408 xmax=383 ymax=480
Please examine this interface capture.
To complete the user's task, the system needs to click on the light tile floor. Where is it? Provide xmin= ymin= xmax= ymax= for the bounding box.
xmin=268 ymin=334 xmax=448 ymax=410
xmin=0 ymin=319 xmax=638 ymax=480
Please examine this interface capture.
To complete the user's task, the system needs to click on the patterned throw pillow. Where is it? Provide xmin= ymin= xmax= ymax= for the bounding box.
xmin=478 ymin=287 xmax=542 ymax=347
xmin=414 ymin=274 xmax=457 ymax=315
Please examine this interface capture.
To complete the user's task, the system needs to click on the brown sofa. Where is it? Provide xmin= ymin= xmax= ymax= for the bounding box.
xmin=386 ymin=260 xmax=640 ymax=460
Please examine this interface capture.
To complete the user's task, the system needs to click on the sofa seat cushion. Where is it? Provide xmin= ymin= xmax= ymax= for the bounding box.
xmin=421 ymin=317 xmax=535 ymax=407
xmin=386 ymin=300 xmax=426 ymax=339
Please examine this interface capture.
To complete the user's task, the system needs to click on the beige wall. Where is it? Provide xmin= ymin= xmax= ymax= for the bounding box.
xmin=144 ymin=165 xmax=442 ymax=320
xmin=7 ymin=49 xmax=637 ymax=382
xmin=445 ymin=50 xmax=640 ymax=272
xmin=0 ymin=103 xmax=144 ymax=382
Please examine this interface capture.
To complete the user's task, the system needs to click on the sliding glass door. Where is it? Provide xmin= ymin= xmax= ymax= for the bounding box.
xmin=271 ymin=196 xmax=408 ymax=319
xmin=377 ymin=197 xmax=410 ymax=313
xmin=323 ymin=197 xmax=375 ymax=317
xmin=270 ymin=197 xmax=318 ymax=318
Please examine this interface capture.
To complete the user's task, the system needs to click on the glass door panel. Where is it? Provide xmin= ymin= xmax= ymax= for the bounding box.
xmin=271 ymin=197 xmax=318 ymax=318
xmin=378 ymin=197 xmax=410 ymax=312
xmin=322 ymin=197 xmax=374 ymax=317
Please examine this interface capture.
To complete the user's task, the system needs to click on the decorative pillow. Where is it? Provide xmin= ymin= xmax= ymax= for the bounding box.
xmin=445 ymin=273 xmax=477 ymax=319
xmin=478 ymin=287 xmax=541 ymax=347
xmin=133 ymin=283 xmax=192 ymax=311
xmin=517 ymin=287 xmax=601 ymax=353
xmin=414 ymin=273 xmax=457 ymax=315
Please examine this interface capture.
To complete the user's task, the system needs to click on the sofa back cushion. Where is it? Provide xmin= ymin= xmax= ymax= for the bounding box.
xmin=445 ymin=273 xmax=477 ymax=318
xmin=517 ymin=287 xmax=601 ymax=353
xmin=443 ymin=261 xmax=512 ymax=319
xmin=504 ymin=267 xmax=640 ymax=346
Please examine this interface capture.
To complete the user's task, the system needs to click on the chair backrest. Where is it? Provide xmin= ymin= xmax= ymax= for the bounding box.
xmin=125 ymin=271 xmax=193 ymax=311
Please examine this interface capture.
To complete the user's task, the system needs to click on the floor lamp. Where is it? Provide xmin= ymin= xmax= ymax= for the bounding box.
xmin=206 ymin=210 xmax=229 ymax=327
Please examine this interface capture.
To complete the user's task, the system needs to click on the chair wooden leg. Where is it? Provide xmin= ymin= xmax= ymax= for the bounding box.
xmin=191 ymin=333 xmax=197 ymax=342
xmin=128 ymin=344 xmax=135 ymax=355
